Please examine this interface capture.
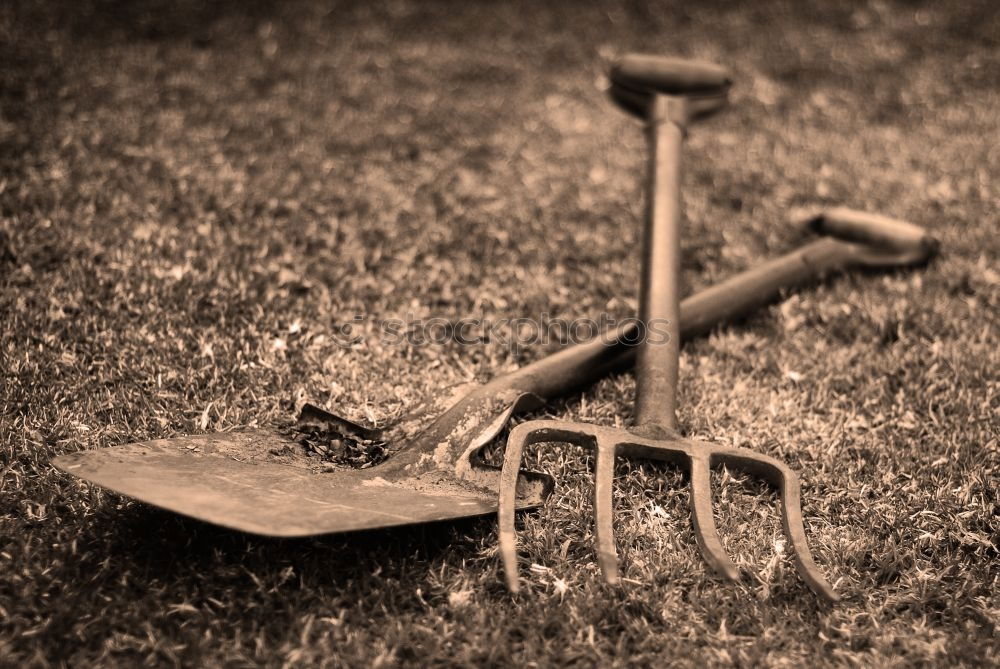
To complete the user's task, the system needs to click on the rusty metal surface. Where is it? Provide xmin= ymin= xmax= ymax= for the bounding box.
xmin=498 ymin=420 xmax=840 ymax=601
xmin=53 ymin=431 xmax=541 ymax=536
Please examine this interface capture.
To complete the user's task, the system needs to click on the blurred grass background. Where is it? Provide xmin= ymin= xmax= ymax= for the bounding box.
xmin=1 ymin=0 xmax=997 ymax=666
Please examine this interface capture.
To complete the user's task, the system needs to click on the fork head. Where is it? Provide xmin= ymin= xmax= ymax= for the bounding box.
xmin=498 ymin=419 xmax=839 ymax=602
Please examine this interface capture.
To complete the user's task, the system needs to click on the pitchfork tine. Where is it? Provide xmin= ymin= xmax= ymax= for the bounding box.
xmin=594 ymin=442 xmax=619 ymax=584
xmin=721 ymin=450 xmax=840 ymax=602
xmin=770 ymin=461 xmax=840 ymax=602
xmin=498 ymin=425 xmax=527 ymax=593
xmin=689 ymin=455 xmax=740 ymax=581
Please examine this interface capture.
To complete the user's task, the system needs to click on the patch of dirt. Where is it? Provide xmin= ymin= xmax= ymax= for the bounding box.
xmin=286 ymin=422 xmax=389 ymax=469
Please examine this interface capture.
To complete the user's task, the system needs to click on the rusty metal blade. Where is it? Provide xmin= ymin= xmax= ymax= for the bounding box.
xmin=53 ymin=432 xmax=535 ymax=536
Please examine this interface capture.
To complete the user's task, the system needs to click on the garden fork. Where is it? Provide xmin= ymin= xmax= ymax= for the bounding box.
xmin=499 ymin=54 xmax=840 ymax=601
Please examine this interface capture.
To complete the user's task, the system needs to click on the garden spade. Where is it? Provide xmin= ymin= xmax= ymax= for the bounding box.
xmin=50 ymin=55 xmax=734 ymax=538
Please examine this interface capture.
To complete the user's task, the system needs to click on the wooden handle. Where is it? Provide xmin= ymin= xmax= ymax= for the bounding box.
xmin=801 ymin=207 xmax=939 ymax=255
xmin=632 ymin=98 xmax=685 ymax=433
xmin=609 ymin=54 xmax=731 ymax=121
xmin=490 ymin=218 xmax=938 ymax=403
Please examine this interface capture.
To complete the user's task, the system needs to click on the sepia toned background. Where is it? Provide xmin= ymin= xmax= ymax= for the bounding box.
xmin=1 ymin=0 xmax=997 ymax=665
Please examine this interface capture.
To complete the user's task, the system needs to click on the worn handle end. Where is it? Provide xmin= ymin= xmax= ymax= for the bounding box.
xmin=608 ymin=53 xmax=731 ymax=121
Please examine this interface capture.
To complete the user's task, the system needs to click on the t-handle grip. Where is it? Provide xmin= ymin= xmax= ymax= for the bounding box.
xmin=801 ymin=207 xmax=940 ymax=256
xmin=609 ymin=54 xmax=732 ymax=120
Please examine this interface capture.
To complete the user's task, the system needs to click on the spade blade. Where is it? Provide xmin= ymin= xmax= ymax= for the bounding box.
xmin=53 ymin=431 xmax=521 ymax=537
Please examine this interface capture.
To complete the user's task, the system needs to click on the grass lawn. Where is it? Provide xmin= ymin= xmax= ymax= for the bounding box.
xmin=1 ymin=0 xmax=997 ymax=666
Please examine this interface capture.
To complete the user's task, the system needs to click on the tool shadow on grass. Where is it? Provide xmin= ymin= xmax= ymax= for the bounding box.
xmin=83 ymin=498 xmax=498 ymax=599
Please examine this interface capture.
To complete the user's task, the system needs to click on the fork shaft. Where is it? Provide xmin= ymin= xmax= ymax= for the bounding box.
xmin=634 ymin=94 xmax=686 ymax=433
